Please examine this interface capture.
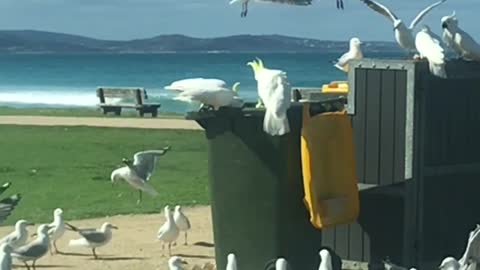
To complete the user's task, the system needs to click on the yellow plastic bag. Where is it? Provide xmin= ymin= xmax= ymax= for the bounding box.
xmin=301 ymin=103 xmax=359 ymax=229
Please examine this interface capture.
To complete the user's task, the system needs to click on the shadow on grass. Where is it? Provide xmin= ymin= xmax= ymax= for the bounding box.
xmin=14 ymin=264 xmax=73 ymax=268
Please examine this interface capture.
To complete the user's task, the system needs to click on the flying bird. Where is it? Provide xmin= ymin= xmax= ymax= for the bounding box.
xmin=47 ymin=208 xmax=65 ymax=254
xmin=66 ymin=222 xmax=118 ymax=259
xmin=360 ymin=0 xmax=447 ymax=54
xmin=111 ymin=147 xmax=170 ymax=204
xmin=415 ymin=25 xmax=447 ymax=78
xmin=439 ymin=224 xmax=480 ymax=270
xmin=229 ymin=0 xmax=315 ymax=18
xmin=333 ymin=37 xmax=363 ymax=72
xmin=247 ymin=58 xmax=292 ymax=136
xmin=441 ymin=11 xmax=480 ymax=61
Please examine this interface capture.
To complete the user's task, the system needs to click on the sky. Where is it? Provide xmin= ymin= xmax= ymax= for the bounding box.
xmin=0 ymin=0 xmax=477 ymax=42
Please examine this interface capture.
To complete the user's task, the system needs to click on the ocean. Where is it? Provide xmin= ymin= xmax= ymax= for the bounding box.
xmin=0 ymin=52 xmax=402 ymax=114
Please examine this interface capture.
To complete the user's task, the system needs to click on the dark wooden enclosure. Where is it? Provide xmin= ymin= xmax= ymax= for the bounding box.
xmin=321 ymin=59 xmax=480 ymax=270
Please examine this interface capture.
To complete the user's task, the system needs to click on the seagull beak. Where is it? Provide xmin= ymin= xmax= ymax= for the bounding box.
xmin=181 ymin=259 xmax=188 ymax=265
xmin=112 ymin=225 xmax=119 ymax=230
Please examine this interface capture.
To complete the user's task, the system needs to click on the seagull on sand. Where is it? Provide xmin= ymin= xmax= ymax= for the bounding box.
xmin=111 ymin=146 xmax=171 ymax=204
xmin=0 ymin=243 xmax=13 ymax=270
xmin=0 ymin=220 xmax=34 ymax=249
xmin=47 ymin=208 xmax=65 ymax=254
xmin=157 ymin=205 xmax=179 ymax=256
xmin=168 ymin=256 xmax=189 ymax=270
xmin=66 ymin=222 xmax=118 ymax=259
xmin=333 ymin=37 xmax=363 ymax=73
xmin=173 ymin=205 xmax=191 ymax=245
xmin=11 ymin=224 xmax=52 ymax=270
xmin=360 ymin=0 xmax=447 ymax=55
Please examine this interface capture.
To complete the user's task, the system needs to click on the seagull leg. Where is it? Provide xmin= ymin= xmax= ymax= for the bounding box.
xmin=184 ymin=231 xmax=188 ymax=245
xmin=54 ymin=240 xmax=61 ymax=254
xmin=137 ymin=191 xmax=142 ymax=205
xmin=168 ymin=242 xmax=172 ymax=256
xmin=48 ymin=240 xmax=53 ymax=255
xmin=32 ymin=260 xmax=37 ymax=270
xmin=92 ymin=248 xmax=98 ymax=259
xmin=24 ymin=262 xmax=31 ymax=270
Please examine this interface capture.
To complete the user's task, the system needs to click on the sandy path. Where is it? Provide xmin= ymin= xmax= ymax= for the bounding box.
xmin=2 ymin=206 xmax=214 ymax=270
xmin=0 ymin=116 xmax=203 ymax=130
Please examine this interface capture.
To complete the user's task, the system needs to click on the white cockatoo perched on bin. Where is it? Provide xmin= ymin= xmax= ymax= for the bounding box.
xmin=247 ymin=58 xmax=292 ymax=136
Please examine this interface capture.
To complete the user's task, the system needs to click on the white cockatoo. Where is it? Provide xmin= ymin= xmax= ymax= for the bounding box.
xmin=360 ymin=0 xmax=447 ymax=54
xmin=439 ymin=224 xmax=480 ymax=270
xmin=441 ymin=11 xmax=480 ymax=61
xmin=164 ymin=78 xmax=229 ymax=92
xmin=247 ymin=58 xmax=291 ymax=136
xmin=173 ymin=81 xmax=243 ymax=111
xmin=415 ymin=25 xmax=447 ymax=78
xmin=333 ymin=37 xmax=363 ymax=72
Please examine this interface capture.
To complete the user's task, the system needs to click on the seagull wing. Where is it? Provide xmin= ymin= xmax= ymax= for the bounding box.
xmin=13 ymin=242 xmax=48 ymax=258
xmin=79 ymin=230 xmax=107 ymax=244
xmin=133 ymin=148 xmax=170 ymax=180
xmin=360 ymin=0 xmax=398 ymax=23
xmin=459 ymin=224 xmax=480 ymax=266
xmin=0 ymin=194 xmax=21 ymax=224
xmin=256 ymin=0 xmax=312 ymax=6
xmin=409 ymin=0 xmax=447 ymax=29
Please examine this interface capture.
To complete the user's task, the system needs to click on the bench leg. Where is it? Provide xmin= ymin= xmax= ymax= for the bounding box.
xmin=138 ymin=109 xmax=145 ymax=117
xmin=151 ymin=109 xmax=158 ymax=118
xmin=115 ymin=108 xmax=122 ymax=116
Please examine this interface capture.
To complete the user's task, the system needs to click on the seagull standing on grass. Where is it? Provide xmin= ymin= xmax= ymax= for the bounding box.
xmin=415 ymin=25 xmax=447 ymax=78
xmin=0 ymin=182 xmax=22 ymax=224
xmin=173 ymin=205 xmax=191 ymax=246
xmin=0 ymin=243 xmax=12 ymax=270
xmin=157 ymin=205 xmax=179 ymax=256
xmin=333 ymin=37 xmax=363 ymax=72
xmin=0 ymin=220 xmax=34 ymax=249
xmin=66 ymin=222 xmax=118 ymax=259
xmin=111 ymin=146 xmax=171 ymax=204
xmin=360 ymin=0 xmax=447 ymax=55
xmin=47 ymin=208 xmax=65 ymax=254
xmin=441 ymin=12 xmax=480 ymax=61
xmin=247 ymin=58 xmax=292 ymax=136
xmin=168 ymin=256 xmax=189 ymax=270
xmin=11 ymin=224 xmax=52 ymax=270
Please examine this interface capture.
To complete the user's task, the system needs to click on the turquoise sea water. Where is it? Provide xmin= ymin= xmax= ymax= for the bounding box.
xmin=0 ymin=52 xmax=403 ymax=114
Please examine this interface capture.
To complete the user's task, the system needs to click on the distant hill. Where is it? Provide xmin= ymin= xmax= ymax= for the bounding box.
xmin=0 ymin=30 xmax=401 ymax=53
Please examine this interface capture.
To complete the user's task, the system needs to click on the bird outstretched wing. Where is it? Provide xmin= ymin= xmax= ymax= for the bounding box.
xmin=133 ymin=147 xmax=171 ymax=180
xmin=409 ymin=0 xmax=447 ymax=29
xmin=360 ymin=0 xmax=399 ymax=23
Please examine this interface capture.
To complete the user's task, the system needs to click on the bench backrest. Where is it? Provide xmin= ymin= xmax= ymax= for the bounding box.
xmin=96 ymin=87 xmax=148 ymax=105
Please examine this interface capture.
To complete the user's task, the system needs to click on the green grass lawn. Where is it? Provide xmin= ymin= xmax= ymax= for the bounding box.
xmin=0 ymin=125 xmax=208 ymax=225
xmin=0 ymin=106 xmax=183 ymax=119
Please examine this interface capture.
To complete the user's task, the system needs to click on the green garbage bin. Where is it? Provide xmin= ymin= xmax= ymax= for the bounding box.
xmin=187 ymin=98 xmax=345 ymax=270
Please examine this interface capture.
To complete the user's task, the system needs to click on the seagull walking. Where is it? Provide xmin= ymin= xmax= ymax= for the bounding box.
xmin=157 ymin=205 xmax=179 ymax=256
xmin=11 ymin=224 xmax=52 ymax=270
xmin=0 ymin=243 xmax=12 ymax=270
xmin=0 ymin=220 xmax=34 ymax=249
xmin=173 ymin=205 xmax=191 ymax=245
xmin=111 ymin=147 xmax=170 ymax=204
xmin=247 ymin=58 xmax=292 ymax=136
xmin=168 ymin=256 xmax=189 ymax=270
xmin=441 ymin=12 xmax=480 ymax=61
xmin=415 ymin=25 xmax=447 ymax=78
xmin=66 ymin=222 xmax=118 ymax=259
xmin=360 ymin=0 xmax=447 ymax=54
xmin=333 ymin=37 xmax=363 ymax=72
xmin=47 ymin=208 xmax=65 ymax=254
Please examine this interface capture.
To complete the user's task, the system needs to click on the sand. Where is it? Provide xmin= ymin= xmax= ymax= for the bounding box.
xmin=3 ymin=206 xmax=215 ymax=270
xmin=0 ymin=116 xmax=203 ymax=130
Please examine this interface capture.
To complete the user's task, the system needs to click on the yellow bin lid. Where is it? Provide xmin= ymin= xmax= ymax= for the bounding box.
xmin=322 ymin=81 xmax=349 ymax=93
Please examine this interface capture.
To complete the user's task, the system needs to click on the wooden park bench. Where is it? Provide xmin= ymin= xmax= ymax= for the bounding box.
xmin=96 ymin=87 xmax=161 ymax=117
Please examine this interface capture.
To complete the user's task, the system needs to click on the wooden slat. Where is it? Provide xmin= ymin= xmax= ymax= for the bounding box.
xmin=379 ymin=70 xmax=396 ymax=185
xmin=364 ymin=69 xmax=382 ymax=185
xmin=352 ymin=69 xmax=367 ymax=183
xmin=97 ymin=87 xmax=146 ymax=99
xmin=393 ymin=71 xmax=407 ymax=183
